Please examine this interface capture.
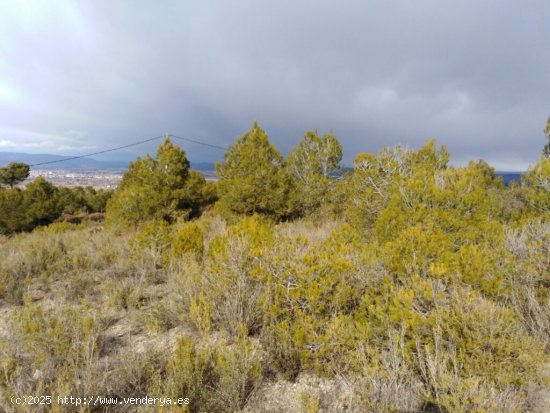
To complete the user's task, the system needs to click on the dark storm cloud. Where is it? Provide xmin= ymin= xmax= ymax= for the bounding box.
xmin=1 ymin=0 xmax=549 ymax=169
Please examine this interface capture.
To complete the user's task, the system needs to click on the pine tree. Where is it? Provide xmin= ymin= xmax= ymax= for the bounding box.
xmin=0 ymin=162 xmax=30 ymax=188
xmin=287 ymin=131 xmax=343 ymax=217
xmin=0 ymin=188 xmax=25 ymax=234
xmin=106 ymin=138 xmax=208 ymax=226
xmin=215 ymin=122 xmax=289 ymax=218
xmin=22 ymin=177 xmax=62 ymax=228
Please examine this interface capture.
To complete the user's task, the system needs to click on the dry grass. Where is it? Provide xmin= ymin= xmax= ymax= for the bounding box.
xmin=0 ymin=215 xmax=548 ymax=412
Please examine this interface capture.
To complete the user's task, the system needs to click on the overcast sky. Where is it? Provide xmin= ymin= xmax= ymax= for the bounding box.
xmin=1 ymin=1 xmax=549 ymax=169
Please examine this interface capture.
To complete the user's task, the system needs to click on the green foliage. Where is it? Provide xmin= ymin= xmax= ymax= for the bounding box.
xmin=178 ymin=169 xmax=218 ymax=218
xmin=118 ymin=138 xmax=190 ymax=192
xmin=196 ymin=215 xmax=274 ymax=336
xmin=215 ymin=122 xmax=289 ymax=218
xmin=436 ymin=291 xmax=543 ymax=387
xmin=345 ymin=141 xmax=450 ymax=230
xmin=172 ymin=221 xmax=205 ymax=258
xmin=287 ymin=130 xmax=343 ymax=217
xmin=523 ymin=157 xmax=550 ymax=214
xmin=130 ymin=219 xmax=173 ymax=267
xmin=105 ymin=184 xmax=162 ymax=226
xmin=0 ymin=188 xmax=25 ymax=234
xmin=106 ymin=138 xmax=212 ymax=226
xmin=130 ymin=220 xmax=172 ymax=254
xmin=22 ymin=177 xmax=63 ymax=229
xmin=56 ymin=186 xmax=112 ymax=215
xmin=0 ymin=179 xmax=112 ymax=234
xmin=34 ymin=221 xmax=82 ymax=234
xmin=407 ymin=290 xmax=545 ymax=412
xmin=0 ymin=162 xmax=29 ymax=188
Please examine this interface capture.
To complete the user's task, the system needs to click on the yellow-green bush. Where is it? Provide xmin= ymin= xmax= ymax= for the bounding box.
xmin=523 ymin=157 xmax=550 ymax=214
xmin=1 ymin=301 xmax=106 ymax=412
xmin=162 ymin=336 xmax=262 ymax=413
xmin=33 ymin=221 xmax=83 ymax=234
xmin=172 ymin=221 xmax=205 ymax=258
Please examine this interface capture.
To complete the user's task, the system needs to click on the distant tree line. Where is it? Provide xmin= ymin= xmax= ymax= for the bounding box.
xmin=0 ymin=177 xmax=113 ymax=234
xmin=1 ymin=116 xmax=549 ymax=234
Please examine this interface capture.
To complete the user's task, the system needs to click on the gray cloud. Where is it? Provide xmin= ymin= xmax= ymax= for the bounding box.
xmin=1 ymin=0 xmax=549 ymax=169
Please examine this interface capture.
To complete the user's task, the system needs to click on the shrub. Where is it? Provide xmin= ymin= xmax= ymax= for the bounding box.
xmin=1 ymin=302 xmax=106 ymax=410
xmin=172 ymin=221 xmax=205 ymax=258
xmin=162 ymin=336 xmax=262 ymax=413
xmin=130 ymin=220 xmax=172 ymax=266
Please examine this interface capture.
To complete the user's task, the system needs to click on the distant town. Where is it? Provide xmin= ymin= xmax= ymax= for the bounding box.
xmin=25 ymin=169 xmax=125 ymax=189
xmin=23 ymin=168 xmax=217 ymax=189
xmin=0 ymin=151 xmax=218 ymax=189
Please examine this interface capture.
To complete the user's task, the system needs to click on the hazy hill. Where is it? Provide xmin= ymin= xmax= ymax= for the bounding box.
xmin=0 ymin=152 xmax=128 ymax=170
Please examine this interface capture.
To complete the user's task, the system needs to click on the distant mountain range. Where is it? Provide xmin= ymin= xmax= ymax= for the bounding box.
xmin=0 ymin=152 xmax=216 ymax=172
xmin=0 ymin=152 xmax=128 ymax=170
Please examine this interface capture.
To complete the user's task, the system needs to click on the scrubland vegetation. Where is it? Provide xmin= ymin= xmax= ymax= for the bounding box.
xmin=0 ymin=122 xmax=549 ymax=412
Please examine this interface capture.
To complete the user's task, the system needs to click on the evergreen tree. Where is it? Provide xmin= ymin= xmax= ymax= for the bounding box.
xmin=0 ymin=162 xmax=30 ymax=188
xmin=287 ymin=131 xmax=343 ymax=217
xmin=83 ymin=186 xmax=113 ymax=213
xmin=0 ymin=188 xmax=25 ymax=234
xmin=345 ymin=140 xmax=450 ymax=231
xmin=215 ymin=122 xmax=289 ymax=218
xmin=106 ymin=138 xmax=209 ymax=226
xmin=22 ymin=177 xmax=62 ymax=229
xmin=178 ymin=169 xmax=218 ymax=218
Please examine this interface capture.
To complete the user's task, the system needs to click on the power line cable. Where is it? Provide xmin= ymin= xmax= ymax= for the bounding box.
xmin=0 ymin=134 xmax=229 ymax=170
xmin=169 ymin=134 xmax=228 ymax=151
xmin=27 ymin=135 xmax=166 ymax=167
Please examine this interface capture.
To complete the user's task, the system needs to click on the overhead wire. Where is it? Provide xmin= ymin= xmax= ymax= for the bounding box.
xmin=169 ymin=134 xmax=228 ymax=151
xmin=0 ymin=133 xmax=228 ymax=170
xmin=26 ymin=135 xmax=166 ymax=167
